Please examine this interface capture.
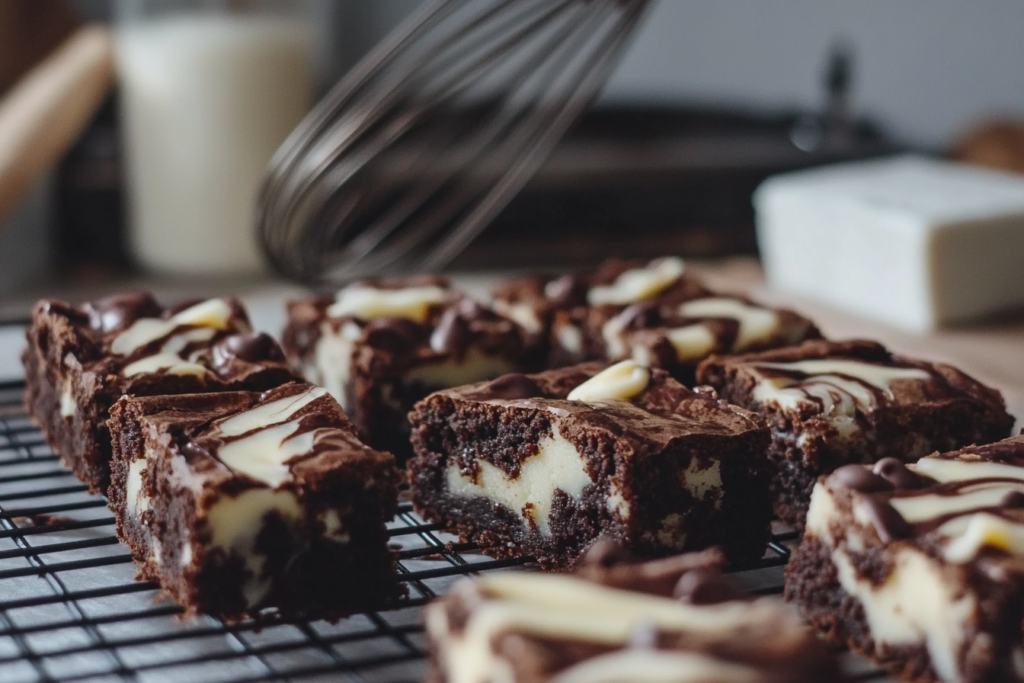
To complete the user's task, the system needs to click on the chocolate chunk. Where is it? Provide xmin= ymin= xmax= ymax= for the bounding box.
xmin=673 ymin=568 xmax=743 ymax=605
xmin=861 ymin=498 xmax=913 ymax=542
xmin=430 ymin=307 xmax=471 ymax=354
xmin=832 ymin=464 xmax=893 ymax=493
xmin=484 ymin=373 xmax=544 ymax=400
xmin=1002 ymin=491 xmax=1024 ymax=508
xmin=872 ymin=457 xmax=931 ymax=490
xmin=83 ymin=292 xmax=160 ymax=334
xmin=212 ymin=333 xmax=284 ymax=370
xmin=544 ymin=274 xmax=587 ymax=308
xmin=580 ymin=536 xmax=633 ymax=568
xmin=364 ymin=318 xmax=425 ymax=353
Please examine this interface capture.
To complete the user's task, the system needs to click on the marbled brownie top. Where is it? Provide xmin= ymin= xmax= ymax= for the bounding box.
xmin=426 ymin=542 xmax=839 ymax=683
xmin=492 ymin=257 xmax=710 ymax=330
xmin=33 ymin=292 xmax=297 ymax=386
xmin=817 ymin=435 xmax=1024 ymax=563
xmin=433 ymin=360 xmax=766 ymax=443
xmin=283 ymin=276 xmax=524 ymax=363
xmin=122 ymin=383 xmax=397 ymax=491
xmin=697 ymin=339 xmax=1011 ymax=423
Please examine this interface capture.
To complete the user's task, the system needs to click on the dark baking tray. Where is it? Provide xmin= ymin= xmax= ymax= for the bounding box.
xmin=0 ymin=319 xmax=888 ymax=682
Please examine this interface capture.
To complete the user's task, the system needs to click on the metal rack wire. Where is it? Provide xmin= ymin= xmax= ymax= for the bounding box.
xmin=0 ymin=320 xmax=889 ymax=682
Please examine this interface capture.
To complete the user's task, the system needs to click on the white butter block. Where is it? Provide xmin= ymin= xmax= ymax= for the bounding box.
xmin=754 ymin=155 xmax=1024 ymax=331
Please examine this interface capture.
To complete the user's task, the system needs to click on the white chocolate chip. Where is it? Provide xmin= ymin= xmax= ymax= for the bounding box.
xmin=567 ymin=360 xmax=650 ymax=403
xmin=111 ymin=298 xmax=235 ymax=356
xmin=327 ymin=285 xmax=447 ymax=323
xmin=587 ymin=257 xmax=685 ymax=306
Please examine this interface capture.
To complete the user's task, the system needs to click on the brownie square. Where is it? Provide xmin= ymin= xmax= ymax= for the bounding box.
xmin=283 ymin=277 xmax=528 ymax=461
xmin=493 ymin=257 xmax=820 ymax=383
xmin=786 ymin=439 xmax=1024 ymax=683
xmin=408 ymin=360 xmax=773 ymax=569
xmin=697 ymin=339 xmax=1015 ymax=525
xmin=108 ymin=382 xmax=402 ymax=621
xmin=22 ymin=293 xmax=299 ymax=493
xmin=426 ymin=543 xmax=839 ymax=683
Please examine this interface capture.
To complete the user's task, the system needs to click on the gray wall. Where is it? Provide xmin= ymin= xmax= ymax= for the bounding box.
xmin=603 ymin=0 xmax=1024 ymax=147
xmin=74 ymin=0 xmax=1024 ymax=147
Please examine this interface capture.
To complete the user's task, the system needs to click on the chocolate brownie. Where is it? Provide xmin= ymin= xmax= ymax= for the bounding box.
xmin=696 ymin=339 xmax=1014 ymax=526
xmin=408 ymin=360 xmax=772 ymax=569
xmin=22 ymin=293 xmax=299 ymax=493
xmin=494 ymin=257 xmax=820 ymax=383
xmin=786 ymin=438 xmax=1024 ymax=683
xmin=426 ymin=542 xmax=841 ymax=683
xmin=283 ymin=277 xmax=528 ymax=461
xmin=108 ymin=382 xmax=402 ymax=621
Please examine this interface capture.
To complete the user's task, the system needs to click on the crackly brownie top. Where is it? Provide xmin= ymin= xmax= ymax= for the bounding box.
xmin=130 ymin=383 xmax=396 ymax=489
xmin=427 ymin=541 xmax=838 ymax=683
xmin=436 ymin=360 xmax=765 ymax=441
xmin=816 ymin=436 xmax=1024 ymax=565
xmin=38 ymin=292 xmax=295 ymax=384
xmin=285 ymin=276 xmax=524 ymax=361
xmin=698 ymin=339 xmax=1010 ymax=417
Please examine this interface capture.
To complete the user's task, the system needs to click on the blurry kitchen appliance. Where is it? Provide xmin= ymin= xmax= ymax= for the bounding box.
xmin=115 ymin=0 xmax=314 ymax=276
xmin=258 ymin=0 xmax=651 ymax=285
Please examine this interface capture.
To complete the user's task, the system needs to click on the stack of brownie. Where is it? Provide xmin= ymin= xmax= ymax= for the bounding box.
xmin=23 ymin=293 xmax=403 ymax=621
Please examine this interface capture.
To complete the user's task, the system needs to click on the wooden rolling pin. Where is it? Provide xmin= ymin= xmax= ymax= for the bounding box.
xmin=0 ymin=26 xmax=114 ymax=225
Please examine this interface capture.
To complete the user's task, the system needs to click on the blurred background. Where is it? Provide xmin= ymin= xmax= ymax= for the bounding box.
xmin=3 ymin=0 xmax=1024 ymax=297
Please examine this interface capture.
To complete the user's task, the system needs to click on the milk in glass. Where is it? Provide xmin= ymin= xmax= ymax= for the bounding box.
xmin=116 ymin=8 xmax=312 ymax=275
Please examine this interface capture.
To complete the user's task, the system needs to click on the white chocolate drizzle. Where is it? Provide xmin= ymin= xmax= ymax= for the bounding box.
xmin=678 ymin=298 xmax=778 ymax=351
xmin=588 ymin=257 xmax=685 ymax=306
xmin=204 ymin=385 xmax=330 ymax=487
xmin=327 ymin=285 xmax=447 ymax=322
xmin=751 ymin=360 xmax=931 ymax=418
xmin=111 ymin=299 xmax=234 ymax=356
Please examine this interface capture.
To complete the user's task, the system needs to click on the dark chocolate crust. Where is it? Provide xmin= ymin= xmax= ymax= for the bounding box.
xmin=22 ymin=295 xmax=299 ymax=493
xmin=282 ymin=283 xmax=528 ymax=462
xmin=408 ymin=363 xmax=772 ymax=569
xmin=696 ymin=339 xmax=1014 ymax=525
xmin=108 ymin=383 xmax=402 ymax=621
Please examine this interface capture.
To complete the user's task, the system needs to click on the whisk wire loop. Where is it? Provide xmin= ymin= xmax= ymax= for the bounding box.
xmin=258 ymin=0 xmax=650 ymax=284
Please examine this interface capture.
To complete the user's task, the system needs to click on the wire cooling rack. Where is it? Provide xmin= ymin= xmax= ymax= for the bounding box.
xmin=0 ymin=320 xmax=889 ymax=683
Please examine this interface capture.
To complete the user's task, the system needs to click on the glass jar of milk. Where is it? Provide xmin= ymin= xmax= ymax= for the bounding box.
xmin=115 ymin=0 xmax=313 ymax=275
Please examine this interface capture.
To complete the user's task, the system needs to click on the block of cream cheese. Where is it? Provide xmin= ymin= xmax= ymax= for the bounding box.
xmin=755 ymin=155 xmax=1024 ymax=331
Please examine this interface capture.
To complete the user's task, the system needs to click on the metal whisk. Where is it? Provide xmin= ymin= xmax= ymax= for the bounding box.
xmin=257 ymin=0 xmax=650 ymax=285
